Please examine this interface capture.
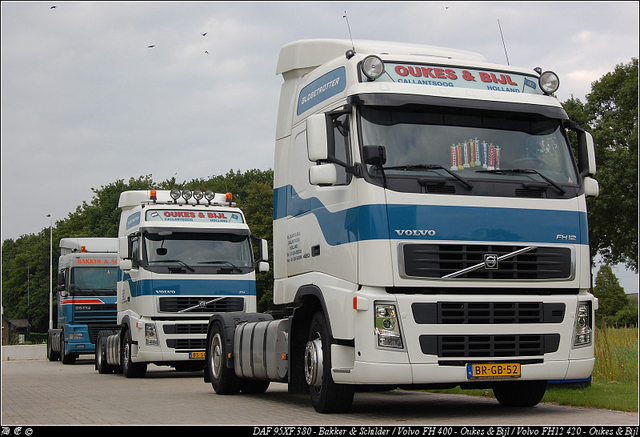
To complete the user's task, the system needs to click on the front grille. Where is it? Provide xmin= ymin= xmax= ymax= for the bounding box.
xmin=158 ymin=297 xmax=244 ymax=313
xmin=166 ymin=339 xmax=207 ymax=350
xmin=412 ymin=302 xmax=565 ymax=324
xmin=74 ymin=304 xmax=117 ymax=325
xmin=163 ymin=323 xmax=208 ymax=335
xmin=402 ymin=244 xmax=572 ymax=280
xmin=419 ymin=334 xmax=560 ymax=357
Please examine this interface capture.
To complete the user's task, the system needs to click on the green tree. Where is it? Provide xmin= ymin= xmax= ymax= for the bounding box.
xmin=563 ymin=58 xmax=638 ymax=272
xmin=593 ymin=264 xmax=630 ymax=327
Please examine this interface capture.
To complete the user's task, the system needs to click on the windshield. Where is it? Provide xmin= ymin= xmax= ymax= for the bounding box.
xmin=360 ymin=106 xmax=579 ymax=188
xmin=70 ymin=267 xmax=117 ymax=296
xmin=143 ymin=231 xmax=253 ymax=273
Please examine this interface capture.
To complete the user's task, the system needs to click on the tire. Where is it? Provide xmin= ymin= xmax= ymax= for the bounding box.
xmin=305 ymin=311 xmax=354 ymax=413
xmin=121 ymin=329 xmax=147 ymax=378
xmin=241 ymin=379 xmax=270 ymax=394
xmin=95 ymin=336 xmax=114 ymax=374
xmin=207 ymin=321 xmax=242 ymax=394
xmin=47 ymin=333 xmax=60 ymax=361
xmin=61 ymin=332 xmax=76 ymax=365
xmin=493 ymin=380 xmax=547 ymax=407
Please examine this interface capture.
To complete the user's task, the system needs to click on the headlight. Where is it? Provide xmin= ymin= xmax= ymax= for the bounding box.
xmin=539 ymin=71 xmax=560 ymax=95
xmin=145 ymin=323 xmax=159 ymax=346
xmin=361 ymin=55 xmax=385 ymax=81
xmin=375 ymin=304 xmax=403 ymax=349
xmin=573 ymin=302 xmax=592 ymax=348
xmin=68 ymin=333 xmax=84 ymax=340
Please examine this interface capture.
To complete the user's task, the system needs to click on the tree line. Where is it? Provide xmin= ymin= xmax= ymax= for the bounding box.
xmin=2 ymin=59 xmax=637 ymax=333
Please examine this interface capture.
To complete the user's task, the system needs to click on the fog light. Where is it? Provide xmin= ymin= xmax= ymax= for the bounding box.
xmin=375 ymin=303 xmax=403 ymax=349
xmin=145 ymin=323 xmax=159 ymax=346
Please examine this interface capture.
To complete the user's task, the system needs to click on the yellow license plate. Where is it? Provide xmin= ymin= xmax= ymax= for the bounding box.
xmin=467 ymin=363 xmax=521 ymax=380
xmin=189 ymin=351 xmax=206 ymax=359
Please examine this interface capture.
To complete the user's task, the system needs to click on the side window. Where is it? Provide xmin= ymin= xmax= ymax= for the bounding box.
xmin=331 ymin=113 xmax=352 ymax=185
xmin=129 ymin=235 xmax=140 ymax=269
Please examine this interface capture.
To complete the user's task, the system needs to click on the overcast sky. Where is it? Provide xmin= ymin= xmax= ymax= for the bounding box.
xmin=2 ymin=2 xmax=638 ymax=292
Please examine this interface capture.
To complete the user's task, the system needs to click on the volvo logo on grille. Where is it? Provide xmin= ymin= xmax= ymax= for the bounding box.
xmin=484 ymin=254 xmax=499 ymax=269
xmin=198 ymin=300 xmax=208 ymax=309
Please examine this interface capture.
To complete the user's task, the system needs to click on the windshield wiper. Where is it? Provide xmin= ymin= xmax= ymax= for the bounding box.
xmin=382 ymin=164 xmax=474 ymax=189
xmin=198 ymin=260 xmax=243 ymax=273
xmin=477 ymin=168 xmax=566 ymax=194
xmin=149 ymin=259 xmax=195 ymax=272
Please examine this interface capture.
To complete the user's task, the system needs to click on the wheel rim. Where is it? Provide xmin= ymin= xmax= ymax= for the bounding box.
xmin=210 ymin=333 xmax=223 ymax=380
xmin=304 ymin=335 xmax=323 ymax=388
xmin=123 ymin=341 xmax=130 ymax=370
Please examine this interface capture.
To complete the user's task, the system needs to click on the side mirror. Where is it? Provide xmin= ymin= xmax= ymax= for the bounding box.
xmin=362 ymin=145 xmax=387 ymax=166
xmin=575 ymin=127 xmax=597 ymax=177
xmin=309 ymin=163 xmax=338 ymax=186
xmin=258 ymin=238 xmax=268 ymax=262
xmin=583 ymin=176 xmax=599 ymax=197
xmin=120 ymin=259 xmax=133 ymax=271
xmin=307 ymin=113 xmax=329 ymax=161
xmin=258 ymin=261 xmax=270 ymax=273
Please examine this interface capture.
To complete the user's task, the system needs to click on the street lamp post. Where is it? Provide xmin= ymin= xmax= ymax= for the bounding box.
xmin=46 ymin=214 xmax=53 ymax=330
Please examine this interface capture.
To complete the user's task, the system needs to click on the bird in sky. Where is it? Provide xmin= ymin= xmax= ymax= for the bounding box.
xmin=201 ymin=32 xmax=207 ymax=36
xmin=50 ymin=5 xmax=57 ymax=8
xmin=148 ymin=45 xmax=155 ymax=48
xmin=205 ymin=51 xmax=209 ymax=54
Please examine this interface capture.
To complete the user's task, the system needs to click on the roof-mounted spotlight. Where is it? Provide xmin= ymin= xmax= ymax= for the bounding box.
xmin=204 ymin=190 xmax=215 ymax=203
xmin=182 ymin=189 xmax=192 ymax=201
xmin=539 ymin=71 xmax=560 ymax=95
xmin=170 ymin=188 xmax=181 ymax=203
xmin=361 ymin=55 xmax=385 ymax=81
xmin=193 ymin=189 xmax=204 ymax=203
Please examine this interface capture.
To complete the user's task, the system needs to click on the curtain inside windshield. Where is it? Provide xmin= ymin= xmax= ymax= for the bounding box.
xmin=360 ymin=106 xmax=578 ymax=184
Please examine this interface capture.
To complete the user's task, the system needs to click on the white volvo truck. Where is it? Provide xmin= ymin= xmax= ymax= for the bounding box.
xmin=95 ymin=189 xmax=268 ymax=377
xmin=204 ymin=39 xmax=599 ymax=413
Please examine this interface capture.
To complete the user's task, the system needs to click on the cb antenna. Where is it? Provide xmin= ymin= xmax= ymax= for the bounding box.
xmin=497 ymin=19 xmax=510 ymax=65
xmin=343 ymin=11 xmax=355 ymax=53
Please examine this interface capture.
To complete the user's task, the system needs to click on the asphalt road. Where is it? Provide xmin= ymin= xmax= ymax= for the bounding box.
xmin=2 ymin=358 xmax=637 ymax=427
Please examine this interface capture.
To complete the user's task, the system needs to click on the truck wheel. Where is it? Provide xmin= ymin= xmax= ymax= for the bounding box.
xmin=305 ymin=311 xmax=354 ymax=413
xmin=61 ymin=333 xmax=76 ymax=365
xmin=241 ymin=379 xmax=270 ymax=394
xmin=47 ymin=333 xmax=59 ymax=361
xmin=95 ymin=336 xmax=113 ymax=374
xmin=493 ymin=380 xmax=547 ymax=407
xmin=121 ymin=329 xmax=147 ymax=378
xmin=207 ymin=321 xmax=242 ymax=394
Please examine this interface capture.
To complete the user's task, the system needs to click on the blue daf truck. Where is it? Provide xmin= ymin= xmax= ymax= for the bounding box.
xmin=47 ymin=238 xmax=118 ymax=364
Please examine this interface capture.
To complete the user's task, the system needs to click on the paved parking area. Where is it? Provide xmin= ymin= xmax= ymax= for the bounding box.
xmin=2 ymin=358 xmax=638 ymax=426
